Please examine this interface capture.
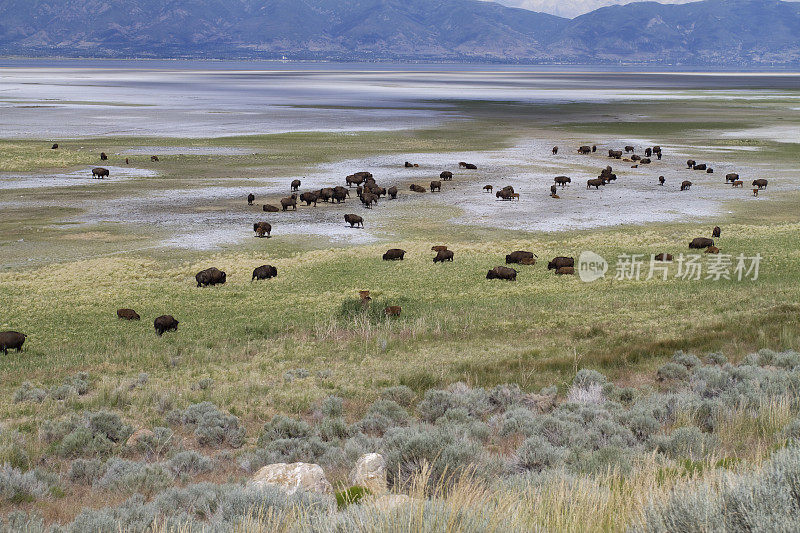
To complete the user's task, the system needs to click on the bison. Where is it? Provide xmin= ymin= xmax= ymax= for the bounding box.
xmin=51 ymin=143 xmax=59 ymax=149
xmin=253 ymin=222 xmax=271 ymax=238
xmin=440 ymin=171 xmax=453 ymax=181
xmin=506 ymin=251 xmax=536 ymax=265
xmin=687 ymin=160 xmax=696 ymax=168
xmin=712 ymin=226 xmax=721 ymax=238
xmin=578 ymin=146 xmax=592 ymax=154
xmin=486 ymin=266 xmax=517 ymax=281
xmin=332 ymin=189 xmax=348 ymax=203
xmin=196 ymin=267 xmax=226 ymax=287
xmin=659 ymin=176 xmax=666 ymax=186
xmin=154 ymin=315 xmax=179 ymax=336
xmin=556 ymin=266 xmax=575 ymax=275
xmin=548 ymin=257 xmax=574 ymax=270
xmin=300 ymin=192 xmax=318 ymax=207
xmin=483 ymin=185 xmax=493 ymax=193
xmin=151 ymin=156 xmax=159 ymax=162
xmin=733 ymin=181 xmax=743 ymax=188
xmin=609 ymin=150 xmax=623 ymax=159
xmin=431 ymin=245 xmax=448 ymax=252
xmin=693 ymin=163 xmax=707 ymax=171
xmin=496 ymin=189 xmax=514 ymax=200
xmin=281 ymin=194 xmax=297 ymax=211
xmin=587 ymin=178 xmax=604 ymax=189
xmin=430 ymin=180 xmax=442 ymax=192
xmin=385 ymin=306 xmax=402 ymax=317
xmin=344 ymin=214 xmax=363 ymax=228
xmin=388 ymin=186 xmax=398 ymax=199
xmin=0 ymin=331 xmax=27 ymax=354
xmin=361 ymin=192 xmax=378 ymax=207
xmin=681 ymin=181 xmax=693 ymax=191
xmin=552 ymin=146 xmax=558 ymax=155
xmin=752 ymin=179 xmax=768 ymax=189
xmin=550 ymin=184 xmax=557 ymax=196
xmin=317 ymin=188 xmax=333 ymax=203
xmin=625 ymin=146 xmax=635 ymax=153
xmin=92 ymin=167 xmax=109 ymax=179
xmin=100 ymin=152 xmax=108 ymax=161
xmin=434 ymin=249 xmax=454 ymax=263
xmin=654 ymin=253 xmax=673 ymax=262
xmin=383 ymin=249 xmax=405 ymax=261
xmin=554 ymin=176 xmax=571 ymax=187
xmin=640 ymin=158 xmax=651 ymax=165
xmin=706 ymin=168 xmax=714 ymax=174
xmin=645 ymin=148 xmax=652 ymax=157
xmin=346 ymin=174 xmax=365 ymax=187
xmin=263 ymin=204 xmax=279 ymax=212
xmin=705 ymin=246 xmax=720 ymax=254
xmin=252 ymin=265 xmax=277 ymax=280
xmin=117 ymin=308 xmax=140 ymax=320
xmin=410 ymin=184 xmax=426 ymax=193
xmin=689 ymin=238 xmax=714 ymax=249
xmin=291 ymin=179 xmax=301 ymax=191
xmin=247 ymin=193 xmax=255 ymax=205
xmin=726 ymin=173 xmax=740 ymax=183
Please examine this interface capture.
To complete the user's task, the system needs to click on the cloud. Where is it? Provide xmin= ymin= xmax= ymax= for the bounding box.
xmin=489 ymin=0 xmax=797 ymax=18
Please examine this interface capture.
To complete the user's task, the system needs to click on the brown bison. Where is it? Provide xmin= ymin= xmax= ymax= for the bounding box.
xmin=687 ymin=160 xmax=696 ymax=168
xmin=404 ymin=161 xmax=416 ymax=168
xmin=689 ymin=238 xmax=714 ymax=249
xmin=281 ymin=194 xmax=297 ymax=211
xmin=732 ymin=181 xmax=743 ymax=188
xmin=252 ymin=265 xmax=278 ymax=280
xmin=640 ymin=158 xmax=651 ymax=165
xmin=645 ymin=148 xmax=652 ymax=157
xmin=705 ymin=246 xmax=720 ymax=254
xmin=0 ymin=331 xmax=27 ymax=354
xmin=247 ymin=193 xmax=255 ymax=205
xmin=332 ymin=189 xmax=348 ymax=203
xmin=361 ymin=192 xmax=378 ymax=207
xmin=587 ymin=178 xmax=604 ymax=189
xmin=608 ymin=150 xmax=623 ymax=159
xmin=263 ymin=204 xmax=279 ymax=212
xmin=554 ymin=176 xmax=571 ymax=187
xmin=659 ymin=176 xmax=665 ymax=186
xmin=430 ymin=180 xmax=442 ymax=192
xmin=631 ymin=154 xmax=641 ymax=162
xmin=486 ymin=266 xmax=517 ymax=281
xmin=253 ymin=222 xmax=271 ymax=238
xmin=483 ymin=185 xmax=493 ymax=193
xmin=154 ymin=315 xmax=178 ymax=336
xmin=653 ymin=146 xmax=662 ymax=154
xmin=556 ymin=266 xmax=575 ymax=275
xmin=100 ymin=152 xmax=108 ymax=161
xmin=552 ymin=146 xmax=558 ymax=155
xmin=117 ymin=308 xmax=140 ymax=320
xmin=385 ymin=306 xmax=402 ymax=317
xmin=592 ymin=145 xmax=597 ymax=153
xmin=151 ymin=156 xmax=160 ymax=162
xmin=506 ymin=251 xmax=536 ymax=265
xmin=440 ymin=171 xmax=453 ymax=181
xmin=693 ymin=163 xmax=707 ymax=171
xmin=346 ymin=174 xmax=365 ymax=187
xmin=712 ymin=226 xmax=721 ymax=238
xmin=410 ymin=184 xmax=426 ymax=193
xmin=548 ymin=257 xmax=574 ymax=270
xmin=291 ymin=179 xmax=301 ymax=191
xmin=726 ymin=173 xmax=740 ymax=183
xmin=51 ymin=143 xmax=59 ymax=149
xmin=496 ymin=189 xmax=514 ymax=200
xmin=578 ymin=146 xmax=592 ymax=154
xmin=317 ymin=188 xmax=333 ymax=203
xmin=654 ymin=253 xmax=673 ymax=262
xmin=431 ymin=245 xmax=448 ymax=252
xmin=706 ymin=168 xmax=714 ymax=174
xmin=681 ymin=181 xmax=693 ymax=191
xmin=550 ymin=184 xmax=557 ymax=196
xmin=434 ymin=249 xmax=454 ymax=262
xmin=388 ymin=186 xmax=398 ymax=199
xmin=383 ymin=249 xmax=405 ymax=260
xmin=196 ymin=267 xmax=226 ymax=287
xmin=625 ymin=145 xmax=635 ymax=153
xmin=92 ymin=167 xmax=109 ymax=179
xmin=344 ymin=214 xmax=363 ymax=228
xmin=752 ymin=179 xmax=768 ymax=189
xmin=300 ymin=192 xmax=318 ymax=206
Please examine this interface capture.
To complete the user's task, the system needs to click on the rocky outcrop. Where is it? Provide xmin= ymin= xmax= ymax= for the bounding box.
xmin=349 ymin=453 xmax=387 ymax=494
xmin=250 ymin=462 xmax=332 ymax=495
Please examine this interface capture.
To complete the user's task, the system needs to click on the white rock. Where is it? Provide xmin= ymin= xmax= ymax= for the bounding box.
xmin=251 ymin=462 xmax=332 ymax=495
xmin=349 ymin=453 xmax=387 ymax=493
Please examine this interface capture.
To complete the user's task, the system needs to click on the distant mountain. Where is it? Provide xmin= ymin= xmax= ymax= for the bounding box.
xmin=0 ymin=0 xmax=798 ymax=65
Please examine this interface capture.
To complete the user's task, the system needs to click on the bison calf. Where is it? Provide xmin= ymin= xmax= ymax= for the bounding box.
xmin=712 ymin=226 xmax=721 ymax=238
xmin=0 ymin=331 xmax=26 ymax=355
xmin=556 ymin=266 xmax=575 ymax=275
xmin=117 ymin=308 xmax=140 ymax=320
xmin=154 ymin=315 xmax=178 ymax=336
xmin=385 ymin=306 xmax=402 ymax=317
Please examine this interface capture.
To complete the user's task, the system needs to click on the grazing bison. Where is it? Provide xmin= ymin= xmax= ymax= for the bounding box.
xmin=654 ymin=253 xmax=673 ymax=262
xmin=578 ymin=146 xmax=592 ymax=154
xmin=440 ymin=171 xmax=453 ymax=181
xmin=385 ymin=306 xmax=402 ymax=317
xmin=332 ymin=189 xmax=348 ymax=203
xmin=483 ymin=185 xmax=493 ymax=193
xmin=383 ymin=249 xmax=405 ymax=261
xmin=486 ymin=266 xmax=517 ymax=281
xmin=587 ymin=178 xmax=604 ymax=189
xmin=752 ymin=179 xmax=768 ymax=189
xmin=253 ymin=222 xmax=271 ymax=238
xmin=247 ymin=193 xmax=255 ymax=205
xmin=625 ymin=146 xmax=635 ymax=153
xmin=388 ymin=186 xmax=398 ymax=199
xmin=726 ymin=173 xmax=740 ymax=183
xmin=252 ymin=265 xmax=277 ymax=280
xmin=659 ymin=176 xmax=666 ymax=186
xmin=631 ymin=154 xmax=641 ymax=162
xmin=705 ymin=246 xmax=720 ymax=254
xmin=92 ymin=167 xmax=109 ymax=179
xmin=548 ymin=257 xmax=574 ymax=270
xmin=100 ymin=152 xmax=108 ymax=161
xmin=733 ymin=181 xmax=743 ymax=188
xmin=263 ymin=204 xmax=279 ymax=212
xmin=117 ymin=308 xmax=140 ymax=320
xmin=554 ymin=176 xmax=571 ymax=187
xmin=550 ymin=184 xmax=557 ymax=196
xmin=693 ymin=163 xmax=707 ymax=171
xmin=346 ymin=174 xmax=365 ymax=187
xmin=51 ymin=143 xmax=59 ymax=149
xmin=506 ymin=251 xmax=536 ymax=265
xmin=316 ymin=188 xmax=333 ymax=203
xmin=430 ymin=180 xmax=442 ymax=192
xmin=712 ymin=226 xmax=721 ymax=238
xmin=681 ymin=180 xmax=693 ymax=191
xmin=496 ymin=189 xmax=514 ymax=200
xmin=640 ymin=158 xmax=651 ymax=165
xmin=431 ymin=245 xmax=448 ymax=252
xmin=552 ymin=146 xmax=558 ymax=155
xmin=151 ymin=156 xmax=160 ymax=162
xmin=291 ymin=179 xmax=301 ymax=191
xmin=344 ymin=214 xmax=363 ymax=228
xmin=556 ymin=266 xmax=575 ymax=275
xmin=281 ymin=194 xmax=297 ymax=211
xmin=154 ymin=315 xmax=179 ymax=336
xmin=0 ymin=331 xmax=27 ymax=354
xmin=689 ymin=238 xmax=714 ymax=249
xmin=707 ymin=168 xmax=714 ymax=174
xmin=361 ymin=192 xmax=378 ymax=207
xmin=300 ymin=192 xmax=318 ymax=206
xmin=645 ymin=148 xmax=652 ymax=157
xmin=608 ymin=150 xmax=623 ymax=159
xmin=404 ymin=161 xmax=415 ymax=168
xmin=196 ymin=267 xmax=226 ymax=287
xmin=410 ymin=184 xmax=426 ymax=193
xmin=687 ymin=160 xmax=696 ymax=168
xmin=464 ymin=163 xmax=477 ymax=170
xmin=434 ymin=249 xmax=454 ymax=263
xmin=653 ymin=146 xmax=662 ymax=154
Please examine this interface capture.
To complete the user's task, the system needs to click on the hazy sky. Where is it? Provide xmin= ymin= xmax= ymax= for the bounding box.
xmin=490 ymin=0 xmax=798 ymax=18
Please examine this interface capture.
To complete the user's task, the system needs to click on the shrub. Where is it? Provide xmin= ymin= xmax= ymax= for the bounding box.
xmin=566 ymin=383 xmax=604 ymax=404
xmin=165 ymin=451 xmax=213 ymax=477
xmin=0 ymin=465 xmax=50 ymax=503
xmin=258 ymin=415 xmax=312 ymax=444
xmin=512 ymin=436 xmax=565 ymax=473
xmin=88 ymin=411 xmax=133 ymax=443
xmin=283 ymin=368 xmax=310 ymax=382
xmin=177 ymin=402 xmax=245 ymax=448
xmin=356 ymin=399 xmax=409 ymax=435
xmin=13 ymin=382 xmax=47 ymax=403
xmin=95 ymin=459 xmax=173 ymax=497
xmin=706 ymin=352 xmax=728 ymax=365
xmin=497 ymin=407 xmax=538 ymax=438
xmin=320 ymin=395 xmax=344 ymax=418
xmin=68 ymin=459 xmax=106 ymax=486
xmin=656 ymin=426 xmax=707 ymax=459
xmin=672 ymin=351 xmax=702 ymax=369
xmin=488 ymin=384 xmax=523 ymax=409
xmin=657 ymin=362 xmax=689 ymax=382
xmin=381 ymin=385 xmax=416 ymax=407
xmin=573 ymin=369 xmax=607 ymax=389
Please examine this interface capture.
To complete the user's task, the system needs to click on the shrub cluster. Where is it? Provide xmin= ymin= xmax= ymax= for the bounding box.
xmin=166 ymin=402 xmax=245 ymax=448
xmin=14 ymin=373 xmax=91 ymax=403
